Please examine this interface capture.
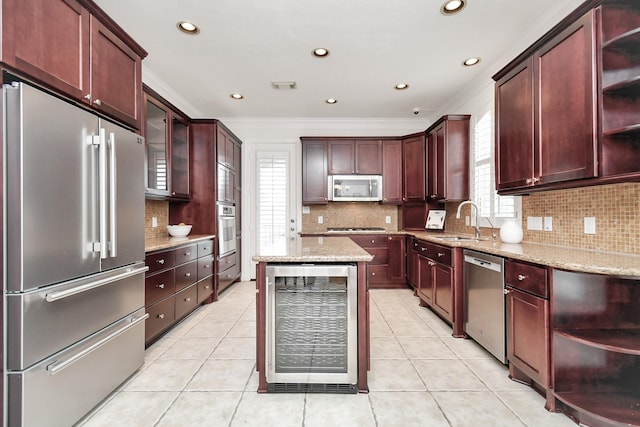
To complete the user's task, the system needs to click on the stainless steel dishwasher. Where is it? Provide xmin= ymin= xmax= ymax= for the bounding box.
xmin=463 ymin=249 xmax=506 ymax=364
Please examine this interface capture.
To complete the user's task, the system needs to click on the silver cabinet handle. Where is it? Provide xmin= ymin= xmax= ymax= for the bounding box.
xmin=185 ymin=272 xmax=191 ymax=277
xmin=421 ymin=247 xmax=427 ymax=251
xmin=518 ymin=274 xmax=526 ymax=281
xmin=185 ymin=297 xmax=191 ymax=302
xmin=157 ymin=259 xmax=165 ymax=265
xmin=45 ymin=266 xmax=148 ymax=302
xmin=185 ymin=251 xmax=191 ymax=256
xmin=94 ymin=99 xmax=102 ymax=106
xmin=158 ymin=313 xmax=165 ymax=319
xmin=156 ymin=283 xmax=165 ymax=289
xmin=204 ymin=264 xmax=210 ymax=269
xmin=438 ymin=252 xmax=444 ymax=257
xmin=46 ymin=313 xmax=149 ymax=374
xmin=204 ymin=285 xmax=210 ymax=289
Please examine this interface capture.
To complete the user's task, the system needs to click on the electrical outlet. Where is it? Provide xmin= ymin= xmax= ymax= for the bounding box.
xmin=584 ymin=217 xmax=596 ymax=234
xmin=152 ymin=216 xmax=158 ymax=228
xmin=302 ymin=206 xmax=310 ymax=214
xmin=385 ymin=215 xmax=391 ymax=224
xmin=543 ymin=216 xmax=553 ymax=231
xmin=318 ymin=215 xmax=323 ymax=224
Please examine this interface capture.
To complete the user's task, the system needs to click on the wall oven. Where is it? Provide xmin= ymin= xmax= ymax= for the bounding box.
xmin=265 ymin=263 xmax=358 ymax=393
xmin=218 ymin=204 xmax=236 ymax=256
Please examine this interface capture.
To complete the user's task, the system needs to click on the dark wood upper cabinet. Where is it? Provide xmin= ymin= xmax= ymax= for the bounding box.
xmin=328 ymin=139 xmax=382 ymax=175
xmin=354 ymin=140 xmax=383 ymax=174
xmin=1 ymin=0 xmax=146 ymax=129
xmin=402 ymin=133 xmax=426 ymax=201
xmin=382 ymin=139 xmax=403 ymax=204
xmin=301 ymin=138 xmax=328 ymax=204
xmin=144 ymin=87 xmax=190 ymax=200
xmin=426 ymin=115 xmax=470 ymax=202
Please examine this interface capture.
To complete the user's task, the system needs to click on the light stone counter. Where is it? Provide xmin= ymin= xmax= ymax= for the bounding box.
xmin=410 ymin=231 xmax=640 ymax=277
xmin=252 ymin=236 xmax=374 ymax=263
xmin=145 ymin=234 xmax=215 ymax=253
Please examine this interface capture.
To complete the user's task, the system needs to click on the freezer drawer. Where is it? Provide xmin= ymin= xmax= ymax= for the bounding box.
xmin=7 ymin=309 xmax=148 ymax=427
xmin=6 ymin=263 xmax=147 ymax=370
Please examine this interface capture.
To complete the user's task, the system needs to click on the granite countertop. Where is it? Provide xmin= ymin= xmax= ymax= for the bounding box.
xmin=145 ymin=234 xmax=215 ymax=253
xmin=410 ymin=231 xmax=640 ymax=277
xmin=299 ymin=229 xmax=640 ymax=277
xmin=252 ymin=236 xmax=374 ymax=263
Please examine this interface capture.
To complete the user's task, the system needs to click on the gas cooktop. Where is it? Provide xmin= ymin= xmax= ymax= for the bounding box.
xmin=326 ymin=227 xmax=386 ymax=232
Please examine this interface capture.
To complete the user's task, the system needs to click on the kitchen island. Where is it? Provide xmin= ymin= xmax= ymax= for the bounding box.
xmin=252 ymin=236 xmax=374 ymax=393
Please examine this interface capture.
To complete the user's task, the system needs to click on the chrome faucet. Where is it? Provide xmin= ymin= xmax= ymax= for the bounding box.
xmin=456 ymin=200 xmax=497 ymax=240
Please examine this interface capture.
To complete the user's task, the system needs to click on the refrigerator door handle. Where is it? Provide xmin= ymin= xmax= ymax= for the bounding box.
xmin=45 ymin=313 xmax=149 ymax=375
xmin=108 ymin=131 xmax=117 ymax=258
xmin=99 ymin=127 xmax=108 ymax=259
xmin=44 ymin=265 xmax=149 ymax=302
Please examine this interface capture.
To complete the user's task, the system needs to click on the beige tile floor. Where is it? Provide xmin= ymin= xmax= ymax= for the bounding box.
xmin=78 ymin=281 xmax=576 ymax=427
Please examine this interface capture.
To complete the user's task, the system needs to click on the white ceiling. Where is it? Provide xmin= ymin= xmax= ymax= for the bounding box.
xmin=94 ymin=0 xmax=586 ymax=121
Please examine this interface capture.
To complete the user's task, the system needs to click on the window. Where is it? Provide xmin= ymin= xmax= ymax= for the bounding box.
xmin=257 ymin=155 xmax=288 ymax=253
xmin=472 ymin=106 xmax=520 ymax=228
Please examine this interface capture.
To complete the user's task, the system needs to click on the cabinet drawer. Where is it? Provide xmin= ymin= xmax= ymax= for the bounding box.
xmin=430 ymin=244 xmax=452 ymax=267
xmin=175 ymin=260 xmax=197 ymax=291
xmin=198 ymin=240 xmax=214 ymax=257
xmin=350 ymin=235 xmax=388 ymax=248
xmin=145 ymin=269 xmax=175 ymax=306
xmin=175 ymin=285 xmax=198 ymax=319
xmin=197 ymin=276 xmax=214 ymax=304
xmin=198 ymin=254 xmax=214 ymax=280
xmin=505 ymin=260 xmax=548 ymax=298
xmin=218 ymin=252 xmax=237 ymax=272
xmin=174 ymin=244 xmax=197 ymax=265
xmin=145 ymin=250 xmax=175 ymax=275
xmin=368 ymin=265 xmax=388 ymax=284
xmin=145 ymin=297 xmax=175 ymax=343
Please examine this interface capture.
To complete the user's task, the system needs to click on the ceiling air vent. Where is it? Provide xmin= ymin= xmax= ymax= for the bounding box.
xmin=272 ymin=81 xmax=297 ymax=90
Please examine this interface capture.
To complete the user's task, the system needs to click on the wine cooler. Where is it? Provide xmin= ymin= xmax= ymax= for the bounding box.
xmin=265 ymin=264 xmax=358 ymax=393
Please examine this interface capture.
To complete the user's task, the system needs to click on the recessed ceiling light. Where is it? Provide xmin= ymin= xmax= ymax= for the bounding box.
xmin=441 ymin=0 xmax=466 ymax=15
xmin=177 ymin=21 xmax=200 ymax=35
xmin=395 ymin=83 xmax=409 ymax=90
xmin=325 ymin=98 xmax=337 ymax=104
xmin=463 ymin=57 xmax=481 ymax=66
xmin=230 ymin=93 xmax=244 ymax=100
xmin=312 ymin=48 xmax=330 ymax=57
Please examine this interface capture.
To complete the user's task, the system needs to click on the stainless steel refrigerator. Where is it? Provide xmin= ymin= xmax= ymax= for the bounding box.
xmin=3 ymin=81 xmax=148 ymax=427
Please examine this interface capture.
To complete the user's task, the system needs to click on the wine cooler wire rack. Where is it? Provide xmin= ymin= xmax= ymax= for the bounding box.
xmin=274 ymin=275 xmax=349 ymax=373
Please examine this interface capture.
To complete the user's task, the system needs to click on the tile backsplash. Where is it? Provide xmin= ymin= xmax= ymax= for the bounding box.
xmin=145 ymin=199 xmax=169 ymax=239
xmin=302 ymin=202 xmax=400 ymax=232
xmin=447 ymin=182 xmax=640 ymax=255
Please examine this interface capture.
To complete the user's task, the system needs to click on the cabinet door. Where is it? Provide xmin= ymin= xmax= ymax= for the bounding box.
xmin=495 ymin=59 xmax=535 ymax=191
xmin=534 ymin=10 xmax=597 ymax=186
xmin=382 ymin=140 xmax=403 ymax=204
xmin=328 ymin=140 xmax=355 ymax=174
xmin=89 ymin=16 xmax=141 ymax=129
xmin=506 ymin=287 xmax=549 ymax=387
xmin=145 ymin=96 xmax=170 ymax=197
xmin=417 ymin=255 xmax=433 ymax=304
xmin=402 ymin=135 xmax=426 ymax=201
xmin=1 ymin=0 xmax=90 ymax=101
xmin=302 ymin=139 xmax=328 ymax=204
xmin=387 ymin=236 xmax=406 ymax=282
xmin=170 ymin=115 xmax=190 ymax=199
xmin=432 ymin=263 xmax=453 ymax=322
xmin=407 ymin=239 xmax=418 ymax=288
xmin=355 ymin=140 xmax=382 ymax=174
xmin=434 ymin=124 xmax=446 ymax=200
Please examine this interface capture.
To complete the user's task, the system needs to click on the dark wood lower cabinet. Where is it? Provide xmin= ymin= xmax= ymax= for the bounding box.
xmin=144 ymin=238 xmax=214 ymax=346
xmin=349 ymin=234 xmax=406 ymax=289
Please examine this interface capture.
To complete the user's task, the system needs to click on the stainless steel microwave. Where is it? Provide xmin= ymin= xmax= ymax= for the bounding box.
xmin=328 ymin=175 xmax=382 ymax=201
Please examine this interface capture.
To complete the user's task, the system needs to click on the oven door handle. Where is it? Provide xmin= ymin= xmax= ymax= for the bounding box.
xmin=45 ymin=266 xmax=148 ymax=303
xmin=46 ymin=313 xmax=149 ymax=374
